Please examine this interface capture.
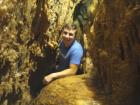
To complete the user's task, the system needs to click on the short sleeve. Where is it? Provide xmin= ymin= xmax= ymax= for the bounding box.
xmin=70 ymin=48 xmax=83 ymax=65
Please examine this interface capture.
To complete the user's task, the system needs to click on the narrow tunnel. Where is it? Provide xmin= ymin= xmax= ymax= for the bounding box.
xmin=0 ymin=0 xmax=140 ymax=105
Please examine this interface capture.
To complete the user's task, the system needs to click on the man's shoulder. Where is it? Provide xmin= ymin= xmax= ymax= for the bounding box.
xmin=72 ymin=40 xmax=83 ymax=49
xmin=69 ymin=41 xmax=83 ymax=55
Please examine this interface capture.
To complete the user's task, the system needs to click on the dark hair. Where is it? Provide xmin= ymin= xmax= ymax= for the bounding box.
xmin=61 ymin=23 xmax=77 ymax=33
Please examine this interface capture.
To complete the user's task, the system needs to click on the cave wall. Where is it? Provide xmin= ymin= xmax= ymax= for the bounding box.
xmin=0 ymin=0 xmax=35 ymax=104
xmin=28 ymin=0 xmax=82 ymax=98
xmin=0 ymin=0 xmax=84 ymax=104
xmin=0 ymin=0 xmax=140 ymax=105
xmin=29 ymin=1 xmax=140 ymax=105
xmin=90 ymin=0 xmax=140 ymax=104
xmin=31 ymin=0 xmax=140 ymax=105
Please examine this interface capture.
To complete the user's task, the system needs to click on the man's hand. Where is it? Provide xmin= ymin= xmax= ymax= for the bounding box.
xmin=43 ymin=64 xmax=78 ymax=85
xmin=43 ymin=73 xmax=56 ymax=85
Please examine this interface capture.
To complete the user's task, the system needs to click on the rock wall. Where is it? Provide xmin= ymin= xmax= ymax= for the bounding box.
xmin=0 ymin=0 xmax=84 ymax=104
xmin=0 ymin=0 xmax=140 ymax=105
xmin=0 ymin=0 xmax=34 ymax=104
xmin=91 ymin=0 xmax=140 ymax=104
xmin=31 ymin=0 xmax=140 ymax=105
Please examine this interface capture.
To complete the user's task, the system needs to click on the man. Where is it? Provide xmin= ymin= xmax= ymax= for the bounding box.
xmin=43 ymin=23 xmax=83 ymax=85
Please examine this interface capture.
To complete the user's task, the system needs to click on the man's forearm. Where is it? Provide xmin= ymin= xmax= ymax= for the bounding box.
xmin=43 ymin=64 xmax=78 ymax=85
xmin=52 ymin=68 xmax=77 ymax=79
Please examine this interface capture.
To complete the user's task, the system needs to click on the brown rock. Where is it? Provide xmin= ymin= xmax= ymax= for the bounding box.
xmin=31 ymin=75 xmax=96 ymax=105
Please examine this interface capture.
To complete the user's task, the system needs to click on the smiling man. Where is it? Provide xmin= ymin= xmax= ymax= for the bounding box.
xmin=43 ymin=23 xmax=83 ymax=85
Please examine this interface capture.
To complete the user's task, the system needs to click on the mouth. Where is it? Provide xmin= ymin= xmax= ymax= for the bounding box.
xmin=64 ymin=38 xmax=70 ymax=41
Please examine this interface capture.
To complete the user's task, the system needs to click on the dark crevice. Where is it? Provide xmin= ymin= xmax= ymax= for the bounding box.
xmin=126 ymin=36 xmax=132 ymax=57
xmin=129 ymin=28 xmax=135 ymax=45
xmin=119 ymin=38 xmax=125 ymax=60
xmin=73 ymin=0 xmax=94 ymax=32
xmin=28 ymin=46 xmax=56 ymax=98
xmin=136 ymin=56 xmax=140 ymax=75
xmin=132 ymin=22 xmax=140 ymax=44
xmin=0 ymin=60 xmax=11 ymax=81
xmin=31 ymin=0 xmax=49 ymax=41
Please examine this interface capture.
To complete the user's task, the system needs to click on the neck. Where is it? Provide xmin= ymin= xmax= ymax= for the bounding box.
xmin=64 ymin=40 xmax=75 ymax=48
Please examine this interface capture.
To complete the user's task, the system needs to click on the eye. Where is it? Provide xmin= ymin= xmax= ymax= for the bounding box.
xmin=69 ymin=33 xmax=73 ymax=36
xmin=63 ymin=31 xmax=67 ymax=35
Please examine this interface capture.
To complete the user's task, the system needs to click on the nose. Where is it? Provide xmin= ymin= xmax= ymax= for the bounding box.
xmin=64 ymin=33 xmax=69 ymax=38
xmin=64 ymin=34 xmax=70 ymax=41
xmin=66 ymin=34 xmax=70 ymax=40
xmin=65 ymin=34 xmax=69 ymax=37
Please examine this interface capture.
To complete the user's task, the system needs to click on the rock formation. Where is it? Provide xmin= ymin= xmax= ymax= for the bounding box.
xmin=0 ymin=0 xmax=140 ymax=105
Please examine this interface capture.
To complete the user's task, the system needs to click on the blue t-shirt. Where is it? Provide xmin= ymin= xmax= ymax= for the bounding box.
xmin=57 ymin=40 xmax=83 ymax=71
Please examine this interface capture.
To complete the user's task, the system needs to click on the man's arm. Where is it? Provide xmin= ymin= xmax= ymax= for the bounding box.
xmin=43 ymin=64 xmax=78 ymax=85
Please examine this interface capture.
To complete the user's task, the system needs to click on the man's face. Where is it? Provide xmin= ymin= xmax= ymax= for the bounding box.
xmin=62 ymin=28 xmax=76 ymax=47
